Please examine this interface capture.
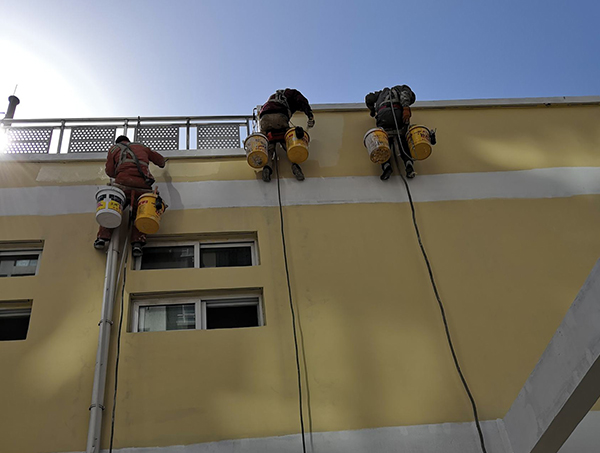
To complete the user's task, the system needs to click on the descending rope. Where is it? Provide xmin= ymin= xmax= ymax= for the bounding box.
xmin=274 ymin=153 xmax=308 ymax=453
xmin=389 ymin=107 xmax=488 ymax=453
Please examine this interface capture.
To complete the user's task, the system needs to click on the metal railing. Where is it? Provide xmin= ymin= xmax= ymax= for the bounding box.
xmin=0 ymin=115 xmax=254 ymax=154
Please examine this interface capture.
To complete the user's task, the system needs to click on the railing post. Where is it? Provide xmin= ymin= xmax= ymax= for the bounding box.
xmin=186 ymin=118 xmax=191 ymax=150
xmin=123 ymin=119 xmax=129 ymax=138
xmin=57 ymin=120 xmax=66 ymax=153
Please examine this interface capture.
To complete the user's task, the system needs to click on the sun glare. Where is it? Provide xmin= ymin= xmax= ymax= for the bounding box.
xmin=0 ymin=40 xmax=97 ymax=118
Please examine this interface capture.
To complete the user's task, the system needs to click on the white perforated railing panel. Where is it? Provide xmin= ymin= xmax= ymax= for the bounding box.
xmin=4 ymin=127 xmax=53 ymax=154
xmin=197 ymin=124 xmax=240 ymax=149
xmin=135 ymin=126 xmax=179 ymax=150
xmin=68 ymin=126 xmax=117 ymax=153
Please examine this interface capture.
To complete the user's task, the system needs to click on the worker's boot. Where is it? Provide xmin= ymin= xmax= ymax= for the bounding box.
xmin=262 ymin=165 xmax=272 ymax=182
xmin=405 ymin=162 xmax=416 ymax=179
xmin=291 ymin=164 xmax=305 ymax=181
xmin=380 ymin=163 xmax=393 ymax=181
xmin=132 ymin=243 xmax=144 ymax=258
xmin=94 ymin=238 xmax=106 ymax=250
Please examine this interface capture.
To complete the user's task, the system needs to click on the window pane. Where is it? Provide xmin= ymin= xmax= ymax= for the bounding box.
xmin=0 ymin=310 xmax=31 ymax=341
xmin=200 ymin=246 xmax=252 ymax=268
xmin=140 ymin=246 xmax=195 ymax=270
xmin=0 ymin=255 xmax=39 ymax=277
xmin=206 ymin=304 xmax=259 ymax=329
xmin=138 ymin=304 xmax=196 ymax=332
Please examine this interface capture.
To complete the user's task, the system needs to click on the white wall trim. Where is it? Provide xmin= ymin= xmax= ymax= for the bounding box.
xmin=1 ymin=167 xmax=599 ymax=217
xmin=311 ymin=96 xmax=600 ymax=112
xmin=58 ymin=419 xmax=511 ymax=453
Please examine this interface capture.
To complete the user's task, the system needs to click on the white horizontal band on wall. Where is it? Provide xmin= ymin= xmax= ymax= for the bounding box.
xmin=1 ymin=167 xmax=600 ymax=217
xmin=50 ymin=411 xmax=600 ymax=453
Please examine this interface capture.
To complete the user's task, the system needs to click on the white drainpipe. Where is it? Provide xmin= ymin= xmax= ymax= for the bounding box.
xmin=86 ymin=227 xmax=121 ymax=453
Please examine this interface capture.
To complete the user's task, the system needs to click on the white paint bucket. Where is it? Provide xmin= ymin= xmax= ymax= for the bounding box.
xmin=95 ymin=186 xmax=126 ymax=228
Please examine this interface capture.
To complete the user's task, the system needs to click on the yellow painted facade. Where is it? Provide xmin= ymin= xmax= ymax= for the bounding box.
xmin=0 ymin=101 xmax=599 ymax=452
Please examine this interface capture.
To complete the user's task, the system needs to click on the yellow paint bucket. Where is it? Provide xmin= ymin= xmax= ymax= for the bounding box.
xmin=285 ymin=127 xmax=310 ymax=164
xmin=95 ymin=186 xmax=126 ymax=228
xmin=244 ymin=133 xmax=269 ymax=169
xmin=406 ymin=125 xmax=433 ymax=160
xmin=135 ymin=193 xmax=166 ymax=235
xmin=363 ymin=128 xmax=391 ymax=164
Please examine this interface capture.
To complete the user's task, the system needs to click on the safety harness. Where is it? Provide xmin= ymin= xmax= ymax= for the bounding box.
xmin=115 ymin=142 xmax=155 ymax=187
xmin=272 ymin=89 xmax=292 ymax=119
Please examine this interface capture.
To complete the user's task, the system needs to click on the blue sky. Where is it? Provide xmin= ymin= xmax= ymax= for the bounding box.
xmin=0 ymin=0 xmax=598 ymax=118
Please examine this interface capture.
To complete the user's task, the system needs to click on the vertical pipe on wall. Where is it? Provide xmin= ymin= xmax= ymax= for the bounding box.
xmin=86 ymin=227 xmax=121 ymax=453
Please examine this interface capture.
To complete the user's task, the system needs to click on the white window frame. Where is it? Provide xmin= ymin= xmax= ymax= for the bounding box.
xmin=134 ymin=239 xmax=258 ymax=271
xmin=0 ymin=249 xmax=43 ymax=277
xmin=132 ymin=294 xmax=264 ymax=332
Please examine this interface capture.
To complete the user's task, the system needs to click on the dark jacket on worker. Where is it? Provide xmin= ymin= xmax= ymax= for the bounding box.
xmin=365 ymin=85 xmax=416 ymax=130
xmin=106 ymin=142 xmax=166 ymax=189
xmin=259 ymin=89 xmax=313 ymax=119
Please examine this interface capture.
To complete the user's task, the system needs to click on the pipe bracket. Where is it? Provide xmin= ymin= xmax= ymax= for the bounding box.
xmin=89 ymin=404 xmax=106 ymax=411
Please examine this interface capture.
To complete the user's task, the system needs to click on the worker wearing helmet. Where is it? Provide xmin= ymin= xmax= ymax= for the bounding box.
xmin=258 ymin=88 xmax=315 ymax=182
xmin=365 ymin=85 xmax=416 ymax=180
xmin=94 ymin=136 xmax=166 ymax=257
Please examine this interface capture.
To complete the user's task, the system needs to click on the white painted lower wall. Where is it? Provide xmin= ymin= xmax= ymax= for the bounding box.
xmin=53 ymin=410 xmax=600 ymax=453
xmin=63 ymin=419 xmax=513 ymax=453
xmin=2 ymin=167 xmax=600 ymax=217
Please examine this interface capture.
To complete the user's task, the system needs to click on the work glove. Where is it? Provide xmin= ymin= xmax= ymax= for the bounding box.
xmin=307 ymin=116 xmax=315 ymax=129
xmin=402 ymin=107 xmax=411 ymax=124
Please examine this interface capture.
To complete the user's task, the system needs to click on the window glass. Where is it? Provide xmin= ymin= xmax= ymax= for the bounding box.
xmin=206 ymin=304 xmax=259 ymax=329
xmin=0 ymin=309 xmax=32 ymax=341
xmin=138 ymin=304 xmax=196 ymax=332
xmin=200 ymin=246 xmax=252 ymax=268
xmin=0 ymin=255 xmax=39 ymax=277
xmin=140 ymin=246 xmax=195 ymax=270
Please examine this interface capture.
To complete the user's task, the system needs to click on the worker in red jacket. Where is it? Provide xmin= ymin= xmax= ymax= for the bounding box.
xmin=259 ymin=88 xmax=315 ymax=182
xmin=94 ymin=136 xmax=166 ymax=257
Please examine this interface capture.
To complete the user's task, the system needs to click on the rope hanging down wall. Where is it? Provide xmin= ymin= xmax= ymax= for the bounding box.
xmin=275 ymin=154 xmax=308 ymax=453
xmin=389 ymin=105 xmax=488 ymax=453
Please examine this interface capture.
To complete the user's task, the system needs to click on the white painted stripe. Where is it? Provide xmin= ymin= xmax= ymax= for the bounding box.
xmin=1 ymin=167 xmax=599 ymax=217
xmin=59 ymin=419 xmax=511 ymax=453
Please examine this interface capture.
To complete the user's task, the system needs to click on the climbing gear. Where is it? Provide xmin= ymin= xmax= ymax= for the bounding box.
xmin=292 ymin=163 xmax=305 ymax=181
xmin=406 ymin=125 xmax=434 ymax=161
xmin=115 ymin=143 xmax=155 ymax=187
xmin=405 ymin=162 xmax=416 ymax=179
xmin=364 ymin=128 xmax=392 ymax=164
xmin=94 ymin=238 xmax=106 ymax=250
xmin=135 ymin=192 xmax=167 ymax=235
xmin=95 ymin=186 xmax=126 ymax=228
xmin=244 ymin=133 xmax=269 ymax=169
xmin=307 ymin=116 xmax=315 ymax=129
xmin=285 ymin=127 xmax=310 ymax=164
xmin=272 ymin=89 xmax=292 ymax=119
xmin=402 ymin=107 xmax=412 ymax=124
xmin=262 ymin=166 xmax=273 ymax=182
xmin=381 ymin=163 xmax=393 ymax=181
xmin=131 ymin=243 xmax=143 ymax=258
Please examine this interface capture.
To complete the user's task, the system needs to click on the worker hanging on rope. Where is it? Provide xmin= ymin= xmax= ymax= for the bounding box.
xmin=94 ymin=136 xmax=166 ymax=257
xmin=257 ymin=88 xmax=315 ymax=182
xmin=365 ymin=85 xmax=417 ymax=180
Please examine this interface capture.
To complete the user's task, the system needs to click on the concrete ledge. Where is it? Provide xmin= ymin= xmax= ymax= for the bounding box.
xmin=312 ymin=96 xmax=600 ymax=112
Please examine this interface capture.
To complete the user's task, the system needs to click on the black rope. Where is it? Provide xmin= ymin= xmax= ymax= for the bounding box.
xmin=274 ymin=154 xmax=308 ymax=453
xmin=392 ymin=146 xmax=488 ymax=453
xmin=109 ymin=227 xmax=130 ymax=453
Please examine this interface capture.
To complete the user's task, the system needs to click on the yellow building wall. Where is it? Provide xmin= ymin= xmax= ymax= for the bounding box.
xmin=0 ymin=102 xmax=599 ymax=452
